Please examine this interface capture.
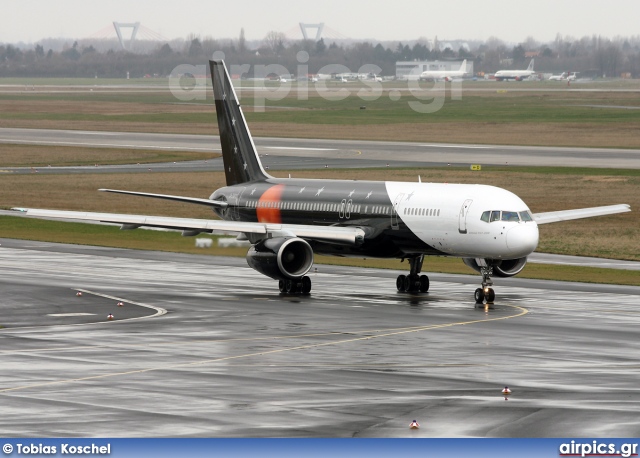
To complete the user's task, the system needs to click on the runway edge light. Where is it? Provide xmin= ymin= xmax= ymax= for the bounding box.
xmin=76 ymin=291 xmax=83 ymax=297
xmin=410 ymin=420 xmax=420 ymax=429
xmin=107 ymin=314 xmax=114 ymax=320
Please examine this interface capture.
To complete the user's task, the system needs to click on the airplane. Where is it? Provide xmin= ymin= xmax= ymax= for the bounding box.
xmin=17 ymin=60 xmax=631 ymax=304
xmin=548 ymin=72 xmax=568 ymax=81
xmin=494 ymin=59 xmax=535 ymax=81
xmin=549 ymin=72 xmax=578 ymax=81
xmin=420 ymin=60 xmax=467 ymax=82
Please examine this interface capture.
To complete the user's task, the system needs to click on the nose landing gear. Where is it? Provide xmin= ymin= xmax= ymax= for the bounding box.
xmin=396 ymin=255 xmax=430 ymax=293
xmin=475 ymin=262 xmax=495 ymax=304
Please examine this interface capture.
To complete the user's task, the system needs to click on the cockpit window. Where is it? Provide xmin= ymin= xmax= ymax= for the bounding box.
xmin=483 ymin=210 xmax=532 ymax=223
xmin=501 ymin=211 xmax=520 ymax=222
xmin=519 ymin=211 xmax=533 ymax=222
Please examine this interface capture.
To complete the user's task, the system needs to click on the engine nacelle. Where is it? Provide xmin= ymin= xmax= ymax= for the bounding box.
xmin=463 ymin=257 xmax=528 ymax=278
xmin=246 ymin=237 xmax=314 ymax=281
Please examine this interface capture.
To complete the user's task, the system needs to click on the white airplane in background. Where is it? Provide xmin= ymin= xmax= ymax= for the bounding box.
xmin=420 ymin=60 xmax=468 ymax=81
xmin=494 ymin=59 xmax=536 ymax=81
xmin=548 ymin=72 xmax=568 ymax=81
xmin=16 ymin=60 xmax=631 ymax=304
xmin=549 ymin=72 xmax=578 ymax=81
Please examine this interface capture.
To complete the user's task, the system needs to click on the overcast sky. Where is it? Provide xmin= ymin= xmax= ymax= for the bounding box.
xmin=2 ymin=0 xmax=637 ymax=45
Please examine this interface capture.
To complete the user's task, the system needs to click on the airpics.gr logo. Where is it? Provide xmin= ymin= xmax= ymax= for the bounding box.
xmin=559 ymin=440 xmax=638 ymax=458
xmin=169 ymin=51 xmax=460 ymax=114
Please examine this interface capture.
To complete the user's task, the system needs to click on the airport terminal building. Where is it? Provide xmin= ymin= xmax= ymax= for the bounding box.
xmin=395 ymin=60 xmax=473 ymax=79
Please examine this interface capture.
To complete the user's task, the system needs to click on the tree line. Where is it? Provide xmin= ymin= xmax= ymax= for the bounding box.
xmin=1 ymin=32 xmax=639 ymax=79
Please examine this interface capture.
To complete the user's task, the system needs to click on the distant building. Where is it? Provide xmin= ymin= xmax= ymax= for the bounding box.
xmin=395 ymin=60 xmax=473 ymax=79
xmin=525 ymin=51 xmax=540 ymax=58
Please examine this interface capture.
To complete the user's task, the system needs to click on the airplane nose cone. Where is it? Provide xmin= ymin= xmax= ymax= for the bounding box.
xmin=506 ymin=224 xmax=539 ymax=257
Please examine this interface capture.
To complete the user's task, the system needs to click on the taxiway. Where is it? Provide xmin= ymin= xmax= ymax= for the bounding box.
xmin=1 ymin=239 xmax=638 ymax=437
xmin=2 ymin=127 xmax=640 ymax=172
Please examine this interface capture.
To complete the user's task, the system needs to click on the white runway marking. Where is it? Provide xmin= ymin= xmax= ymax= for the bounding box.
xmin=420 ymin=144 xmax=490 ymax=149
xmin=48 ymin=313 xmax=95 ymax=317
xmin=263 ymin=146 xmax=336 ymax=151
xmin=0 ymin=138 xmax=216 ymax=152
xmin=74 ymin=288 xmax=167 ymax=319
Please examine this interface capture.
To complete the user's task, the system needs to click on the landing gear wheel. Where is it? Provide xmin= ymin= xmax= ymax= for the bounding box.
xmin=474 ymin=288 xmax=485 ymax=303
xmin=403 ymin=275 xmax=413 ymax=292
xmin=419 ymin=275 xmax=430 ymax=293
xmin=301 ymin=276 xmax=312 ymax=294
xmin=397 ymin=257 xmax=430 ymax=294
xmin=285 ymin=279 xmax=296 ymax=294
xmin=279 ymin=279 xmax=286 ymax=293
xmin=396 ymin=275 xmax=407 ymax=292
xmin=485 ymin=288 xmax=495 ymax=303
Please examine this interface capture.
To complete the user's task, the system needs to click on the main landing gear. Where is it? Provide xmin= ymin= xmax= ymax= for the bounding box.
xmin=396 ymin=255 xmax=430 ymax=293
xmin=278 ymin=276 xmax=312 ymax=295
xmin=474 ymin=262 xmax=496 ymax=304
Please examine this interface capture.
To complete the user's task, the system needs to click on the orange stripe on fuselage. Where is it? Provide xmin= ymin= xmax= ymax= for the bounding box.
xmin=256 ymin=184 xmax=284 ymax=223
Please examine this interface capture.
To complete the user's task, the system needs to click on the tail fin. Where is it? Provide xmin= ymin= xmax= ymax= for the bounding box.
xmin=527 ymin=59 xmax=534 ymax=71
xmin=210 ymin=60 xmax=271 ymax=186
xmin=459 ymin=59 xmax=467 ymax=72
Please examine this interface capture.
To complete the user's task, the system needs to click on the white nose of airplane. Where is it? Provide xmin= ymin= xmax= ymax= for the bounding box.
xmin=506 ymin=224 xmax=539 ymax=257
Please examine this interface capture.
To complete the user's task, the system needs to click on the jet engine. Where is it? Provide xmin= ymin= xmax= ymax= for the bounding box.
xmin=463 ymin=257 xmax=528 ymax=278
xmin=246 ymin=237 xmax=314 ymax=281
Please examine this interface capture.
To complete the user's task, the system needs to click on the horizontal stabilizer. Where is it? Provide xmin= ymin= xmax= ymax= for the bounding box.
xmin=99 ymin=189 xmax=228 ymax=208
xmin=533 ymin=204 xmax=630 ymax=225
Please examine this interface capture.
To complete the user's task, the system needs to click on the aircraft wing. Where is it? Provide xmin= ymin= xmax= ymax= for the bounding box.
xmin=15 ymin=208 xmax=366 ymax=246
xmin=99 ymin=189 xmax=228 ymax=209
xmin=533 ymin=204 xmax=630 ymax=225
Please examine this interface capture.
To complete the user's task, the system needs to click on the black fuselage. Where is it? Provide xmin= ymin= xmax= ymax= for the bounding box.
xmin=211 ymin=178 xmax=445 ymax=258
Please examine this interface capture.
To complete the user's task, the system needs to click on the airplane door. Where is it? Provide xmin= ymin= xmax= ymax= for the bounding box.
xmin=458 ymin=199 xmax=473 ymax=234
xmin=391 ymin=193 xmax=405 ymax=230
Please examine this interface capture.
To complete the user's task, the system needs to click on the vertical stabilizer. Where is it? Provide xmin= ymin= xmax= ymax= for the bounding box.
xmin=527 ymin=59 xmax=534 ymax=71
xmin=459 ymin=59 xmax=467 ymax=72
xmin=210 ymin=60 xmax=271 ymax=186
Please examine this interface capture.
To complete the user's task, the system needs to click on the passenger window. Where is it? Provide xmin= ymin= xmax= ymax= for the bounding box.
xmin=502 ymin=211 xmax=520 ymax=222
xmin=519 ymin=211 xmax=533 ymax=222
xmin=480 ymin=211 xmax=490 ymax=222
xmin=490 ymin=210 xmax=501 ymax=222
